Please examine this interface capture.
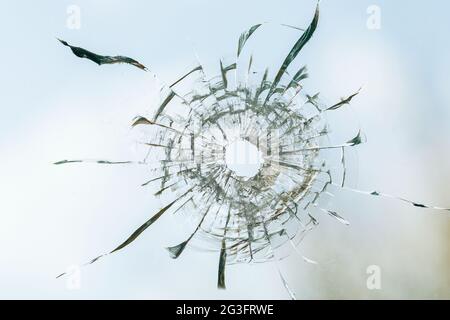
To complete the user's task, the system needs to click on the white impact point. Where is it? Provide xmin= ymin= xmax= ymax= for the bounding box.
xmin=225 ymin=139 xmax=264 ymax=178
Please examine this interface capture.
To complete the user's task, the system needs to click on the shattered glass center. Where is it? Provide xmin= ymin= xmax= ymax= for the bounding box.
xmin=225 ymin=139 xmax=263 ymax=178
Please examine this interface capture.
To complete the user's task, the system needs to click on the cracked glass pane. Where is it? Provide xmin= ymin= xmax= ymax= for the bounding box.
xmin=53 ymin=2 xmax=450 ymax=299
